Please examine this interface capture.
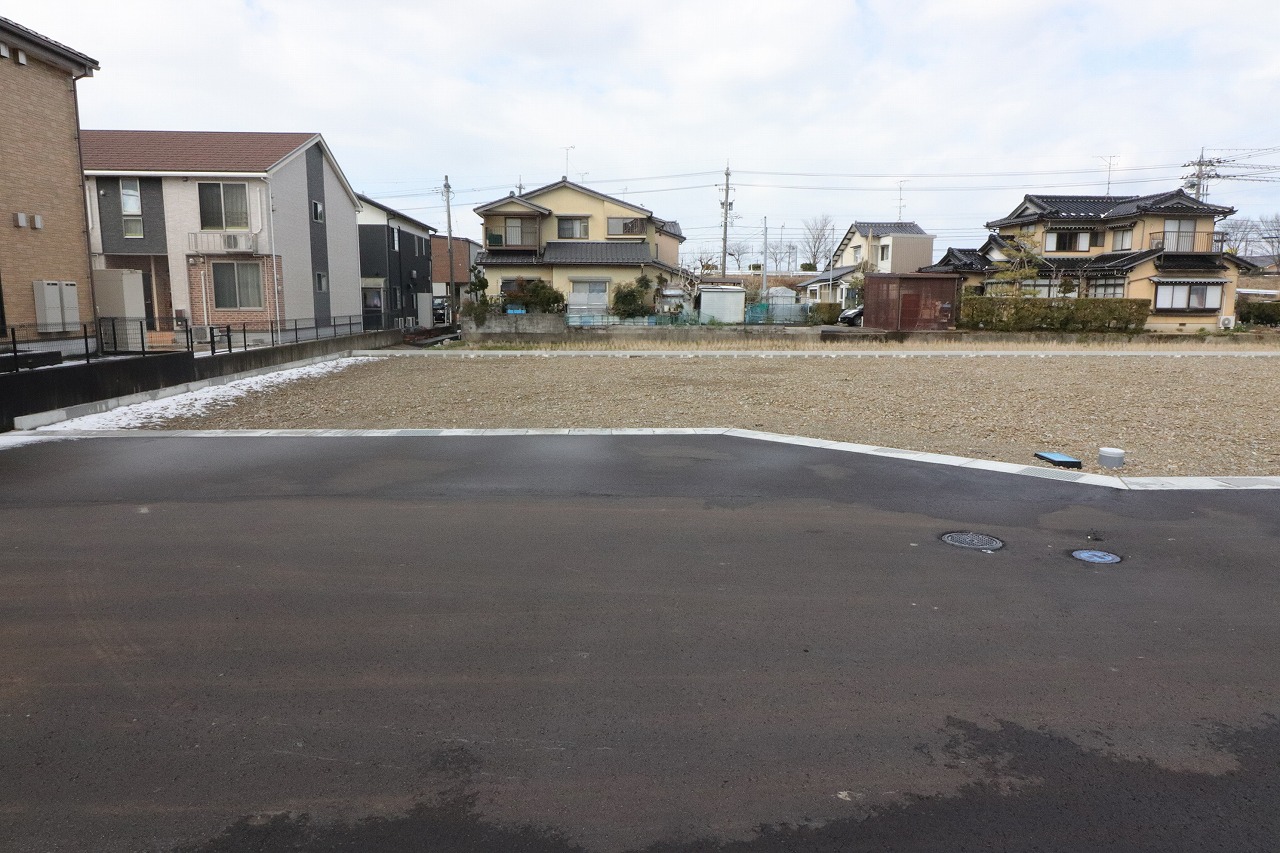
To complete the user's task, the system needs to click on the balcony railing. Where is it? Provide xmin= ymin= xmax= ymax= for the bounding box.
xmin=1148 ymin=231 xmax=1226 ymax=253
xmin=188 ymin=230 xmax=259 ymax=254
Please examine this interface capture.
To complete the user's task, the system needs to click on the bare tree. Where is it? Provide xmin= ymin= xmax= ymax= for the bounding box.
xmin=725 ymin=242 xmax=751 ymax=271
xmin=766 ymin=241 xmax=792 ymax=272
xmin=1256 ymin=213 xmax=1280 ymax=271
xmin=1219 ymin=217 xmax=1257 ymax=255
xmin=800 ymin=215 xmax=835 ymax=269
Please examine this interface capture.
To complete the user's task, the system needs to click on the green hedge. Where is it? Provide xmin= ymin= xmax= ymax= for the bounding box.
xmin=959 ymin=297 xmax=1150 ymax=332
xmin=1238 ymin=300 xmax=1280 ymax=326
xmin=808 ymin=302 xmax=843 ymax=325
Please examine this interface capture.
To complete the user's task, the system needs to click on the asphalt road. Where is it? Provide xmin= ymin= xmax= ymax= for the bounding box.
xmin=2 ymin=434 xmax=1278 ymax=852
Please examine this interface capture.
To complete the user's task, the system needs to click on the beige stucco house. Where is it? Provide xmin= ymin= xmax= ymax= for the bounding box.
xmin=923 ymin=189 xmax=1256 ymax=332
xmin=473 ymin=179 xmax=691 ymax=316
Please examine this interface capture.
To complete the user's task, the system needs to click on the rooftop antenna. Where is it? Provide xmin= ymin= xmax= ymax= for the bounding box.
xmin=561 ymin=145 xmax=575 ymax=177
xmin=896 ymin=180 xmax=907 ymax=220
xmin=577 ymin=171 xmax=589 ymax=183
xmin=1097 ymin=155 xmax=1117 ymax=194
xmin=516 ymin=175 xmax=524 ymax=194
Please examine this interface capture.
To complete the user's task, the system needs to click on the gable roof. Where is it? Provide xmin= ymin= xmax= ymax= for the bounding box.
xmin=474 ymin=178 xmax=654 ymax=218
xmin=473 ymin=194 xmax=553 ymax=216
xmin=986 ymin=189 xmax=1234 ymax=228
xmin=0 ymin=16 xmax=98 ymax=76
xmin=81 ymin=130 xmax=319 ymax=173
xmin=356 ymin=194 xmax=437 ymax=234
xmin=852 ymin=221 xmax=928 ymax=238
xmin=797 ymin=265 xmax=861 ymax=288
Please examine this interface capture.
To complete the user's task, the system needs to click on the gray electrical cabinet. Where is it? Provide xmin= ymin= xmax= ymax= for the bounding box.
xmin=32 ymin=280 xmax=80 ymax=332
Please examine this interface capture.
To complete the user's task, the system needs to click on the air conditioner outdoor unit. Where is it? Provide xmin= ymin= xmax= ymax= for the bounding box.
xmin=223 ymin=234 xmax=244 ymax=251
xmin=1219 ymin=316 xmax=1235 ymax=330
xmin=192 ymin=325 xmax=214 ymax=343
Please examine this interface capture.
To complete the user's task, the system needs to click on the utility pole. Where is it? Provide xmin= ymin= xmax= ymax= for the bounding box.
xmin=719 ymin=164 xmax=732 ymax=278
xmin=443 ymin=175 xmax=456 ymax=316
xmin=761 ymin=216 xmax=768 ymax=294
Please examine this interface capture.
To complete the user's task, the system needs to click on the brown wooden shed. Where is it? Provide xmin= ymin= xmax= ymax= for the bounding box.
xmin=863 ymin=273 xmax=962 ymax=331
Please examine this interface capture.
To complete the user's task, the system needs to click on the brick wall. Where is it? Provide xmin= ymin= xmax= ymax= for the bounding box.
xmin=0 ymin=48 xmax=94 ymax=327
xmin=185 ymin=254 xmax=285 ymax=326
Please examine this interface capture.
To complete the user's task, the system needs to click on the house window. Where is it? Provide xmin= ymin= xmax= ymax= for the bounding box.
xmin=879 ymin=245 xmax=890 ymax=261
xmin=315 ymin=271 xmax=329 ymax=292
xmin=852 ymin=246 xmax=862 ymax=262
xmin=558 ymin=217 xmax=589 ymax=239
xmin=1045 ymin=231 xmax=1089 ymax=252
xmin=1112 ymin=229 xmax=1133 ymax=251
xmin=120 ymin=178 xmax=143 ymax=238
xmin=198 ymin=182 xmax=250 ymax=230
xmin=1088 ymin=277 xmax=1126 ymax=298
xmin=504 ymin=217 xmax=535 ymax=245
xmin=607 ymin=217 xmax=645 ymax=236
xmin=311 ymin=200 xmax=324 ymax=222
xmin=211 ymin=261 xmax=263 ymax=309
xmin=392 ymin=228 xmax=399 ymax=251
xmin=1019 ymin=224 xmax=1035 ymax=235
xmin=1162 ymin=219 xmax=1198 ymax=251
xmin=568 ymin=280 xmax=609 ymax=309
xmin=1155 ymin=283 xmax=1222 ymax=311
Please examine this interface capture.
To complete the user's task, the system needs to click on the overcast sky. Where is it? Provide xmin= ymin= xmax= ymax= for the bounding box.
xmin=10 ymin=0 xmax=1280 ymax=266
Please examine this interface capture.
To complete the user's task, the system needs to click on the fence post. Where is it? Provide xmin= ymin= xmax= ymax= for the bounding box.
xmin=83 ymin=323 xmax=91 ymax=363
xmin=242 ymin=323 xmax=248 ymax=352
xmin=210 ymin=328 xmax=216 ymax=356
xmin=186 ymin=326 xmax=193 ymax=351
xmin=139 ymin=320 xmax=147 ymax=356
xmin=270 ymin=320 xmax=276 ymax=348
xmin=294 ymin=320 xmax=299 ymax=344
xmin=8 ymin=327 xmax=17 ymax=373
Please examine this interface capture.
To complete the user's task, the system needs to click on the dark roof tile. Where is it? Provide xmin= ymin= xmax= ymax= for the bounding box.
xmin=81 ymin=130 xmax=317 ymax=172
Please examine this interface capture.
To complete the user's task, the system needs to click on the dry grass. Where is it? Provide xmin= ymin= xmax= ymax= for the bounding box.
xmin=157 ymin=353 xmax=1280 ymax=478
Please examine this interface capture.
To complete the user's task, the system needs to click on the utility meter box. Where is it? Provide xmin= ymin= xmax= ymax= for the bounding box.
xmin=32 ymin=280 xmax=80 ymax=331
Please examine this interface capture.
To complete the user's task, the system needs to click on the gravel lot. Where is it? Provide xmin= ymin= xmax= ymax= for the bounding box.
xmin=150 ymin=353 xmax=1280 ymax=477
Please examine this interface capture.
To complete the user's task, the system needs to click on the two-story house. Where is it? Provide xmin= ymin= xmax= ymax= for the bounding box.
xmin=473 ymin=179 xmax=691 ymax=316
xmin=81 ymin=130 xmax=362 ymax=335
xmin=922 ymin=189 xmax=1256 ymax=331
xmin=356 ymin=194 xmax=435 ymax=329
xmin=832 ymin=222 xmax=936 ymax=274
xmin=0 ymin=17 xmax=98 ymax=332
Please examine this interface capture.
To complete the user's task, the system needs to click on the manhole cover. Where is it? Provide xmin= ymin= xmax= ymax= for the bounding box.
xmin=1072 ymin=549 xmax=1122 ymax=564
xmin=941 ymin=532 xmax=1004 ymax=550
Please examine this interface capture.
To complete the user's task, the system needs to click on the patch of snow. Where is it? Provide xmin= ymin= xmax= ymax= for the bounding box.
xmin=39 ymin=357 xmax=381 ymax=431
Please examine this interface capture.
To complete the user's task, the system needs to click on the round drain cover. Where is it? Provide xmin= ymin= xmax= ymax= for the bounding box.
xmin=1072 ymin=549 xmax=1121 ymax=564
xmin=941 ymin=532 xmax=1004 ymax=550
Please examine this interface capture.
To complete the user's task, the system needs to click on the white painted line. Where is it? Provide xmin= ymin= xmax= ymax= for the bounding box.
xmin=15 ymin=426 xmax=1278 ymax=491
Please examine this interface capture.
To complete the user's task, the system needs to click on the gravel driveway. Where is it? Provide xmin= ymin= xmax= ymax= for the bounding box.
xmin=150 ymin=353 xmax=1280 ymax=477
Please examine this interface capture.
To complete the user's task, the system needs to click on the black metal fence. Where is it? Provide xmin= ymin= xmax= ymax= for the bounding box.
xmin=1 ymin=323 xmax=98 ymax=371
xmin=3 ymin=313 xmax=405 ymax=372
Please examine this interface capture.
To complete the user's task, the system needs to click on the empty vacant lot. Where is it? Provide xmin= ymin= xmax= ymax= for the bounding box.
xmin=145 ymin=353 xmax=1280 ymax=477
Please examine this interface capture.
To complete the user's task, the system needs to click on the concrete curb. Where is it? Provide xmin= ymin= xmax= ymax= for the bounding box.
xmin=352 ymin=349 xmax=1280 ymax=359
xmin=13 ymin=425 xmax=1280 ymax=491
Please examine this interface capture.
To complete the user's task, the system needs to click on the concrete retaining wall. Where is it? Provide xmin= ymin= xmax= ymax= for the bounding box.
xmin=1 ymin=329 xmax=401 ymax=432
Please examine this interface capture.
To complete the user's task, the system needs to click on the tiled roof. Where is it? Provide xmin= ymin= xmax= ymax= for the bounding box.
xmin=987 ymin=189 xmax=1234 ymax=228
xmin=797 ymin=265 xmax=860 ymax=287
xmin=854 ymin=221 xmax=928 ymax=237
xmin=80 ymin=130 xmax=317 ymax=173
xmin=0 ymin=16 xmax=98 ymax=71
xmin=920 ymin=248 xmax=987 ymax=273
xmin=544 ymin=242 xmax=655 ymax=265
xmin=475 ymin=250 xmax=539 ymax=266
xmin=1154 ymin=253 xmax=1229 ymax=272
xmin=654 ymin=217 xmax=683 ymax=239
